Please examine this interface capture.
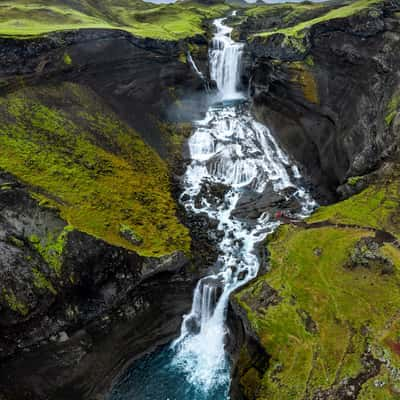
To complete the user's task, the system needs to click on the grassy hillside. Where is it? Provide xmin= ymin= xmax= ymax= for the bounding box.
xmin=0 ymin=0 xmax=230 ymax=39
xmin=0 ymin=82 xmax=191 ymax=257
xmin=233 ymin=0 xmax=383 ymax=48
xmin=256 ymin=0 xmax=382 ymax=39
xmin=235 ymin=166 xmax=400 ymax=398
xmin=244 ymin=1 xmax=328 ymax=19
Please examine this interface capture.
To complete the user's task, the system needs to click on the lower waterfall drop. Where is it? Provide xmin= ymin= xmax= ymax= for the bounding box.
xmin=108 ymin=14 xmax=315 ymax=400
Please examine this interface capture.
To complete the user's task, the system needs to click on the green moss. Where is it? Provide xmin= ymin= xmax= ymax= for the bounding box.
xmin=358 ymin=366 xmax=398 ymax=399
xmin=0 ymin=1 xmax=231 ymax=40
xmin=63 ymin=52 xmax=72 ymax=65
xmin=236 ymin=225 xmax=400 ymax=399
xmin=7 ymin=235 xmax=24 ymax=248
xmin=236 ymin=167 xmax=400 ymax=398
xmin=0 ymin=82 xmax=190 ymax=257
xmin=244 ymin=2 xmax=325 ymax=18
xmin=347 ymin=175 xmax=363 ymax=186
xmin=178 ymin=52 xmax=187 ymax=64
xmin=158 ymin=121 xmax=193 ymax=164
xmin=305 ymin=55 xmax=314 ymax=67
xmin=2 ymin=289 xmax=29 ymax=316
xmin=0 ymin=182 xmax=12 ymax=190
xmin=255 ymin=0 xmax=383 ymax=43
xmin=385 ymin=91 xmax=400 ymax=126
xmin=32 ymin=268 xmax=57 ymax=295
xmin=307 ymin=179 xmax=400 ymax=237
xmin=289 ymin=62 xmax=319 ymax=104
xmin=29 ymin=225 xmax=73 ymax=275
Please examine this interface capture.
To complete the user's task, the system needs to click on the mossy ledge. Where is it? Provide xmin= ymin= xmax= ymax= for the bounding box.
xmin=252 ymin=0 xmax=383 ymax=48
xmin=234 ymin=164 xmax=400 ymax=399
xmin=0 ymin=0 xmax=231 ymax=40
xmin=0 ymin=82 xmax=191 ymax=257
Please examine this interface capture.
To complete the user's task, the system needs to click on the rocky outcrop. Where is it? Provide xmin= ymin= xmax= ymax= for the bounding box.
xmin=0 ymin=149 xmax=202 ymax=399
xmin=0 ymin=28 xmax=210 ymax=156
xmin=0 ymin=171 xmax=196 ymax=400
xmin=243 ymin=1 xmax=400 ymax=199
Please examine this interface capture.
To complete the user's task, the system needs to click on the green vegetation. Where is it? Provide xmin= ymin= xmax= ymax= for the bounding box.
xmin=0 ymin=0 xmax=230 ymax=40
xmin=158 ymin=121 xmax=193 ymax=166
xmin=237 ymin=225 xmax=400 ymax=399
xmin=304 ymin=55 xmax=314 ymax=67
xmin=289 ymin=61 xmax=319 ymax=104
xmin=235 ymin=166 xmax=400 ymax=399
xmin=308 ymin=177 xmax=400 ymax=237
xmin=385 ymin=91 xmax=400 ymax=126
xmin=29 ymin=226 xmax=73 ymax=275
xmin=253 ymin=0 xmax=383 ymax=46
xmin=2 ymin=289 xmax=29 ymax=316
xmin=347 ymin=175 xmax=363 ymax=186
xmin=244 ymin=2 xmax=326 ymax=19
xmin=0 ymin=82 xmax=190 ymax=257
xmin=32 ymin=268 xmax=57 ymax=295
xmin=63 ymin=52 xmax=72 ymax=65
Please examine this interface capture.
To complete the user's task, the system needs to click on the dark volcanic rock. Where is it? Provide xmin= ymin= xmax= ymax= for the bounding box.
xmin=0 ymin=172 xmax=195 ymax=400
xmin=245 ymin=1 xmax=400 ymax=199
xmin=194 ymin=179 xmax=230 ymax=208
xmin=0 ymin=29 xmax=210 ymax=157
xmin=232 ymin=184 xmax=301 ymax=221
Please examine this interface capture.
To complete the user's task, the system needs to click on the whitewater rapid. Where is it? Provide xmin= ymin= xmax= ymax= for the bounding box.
xmin=170 ymin=16 xmax=315 ymax=395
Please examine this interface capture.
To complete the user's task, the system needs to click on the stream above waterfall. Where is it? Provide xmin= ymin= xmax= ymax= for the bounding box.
xmin=108 ymin=15 xmax=315 ymax=400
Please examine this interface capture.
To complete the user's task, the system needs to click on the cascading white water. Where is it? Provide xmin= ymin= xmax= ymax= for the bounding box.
xmin=187 ymin=51 xmax=204 ymax=80
xmin=171 ymin=15 xmax=316 ymax=395
xmin=209 ymin=17 xmax=244 ymax=100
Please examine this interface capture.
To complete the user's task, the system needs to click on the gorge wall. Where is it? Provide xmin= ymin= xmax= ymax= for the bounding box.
xmin=242 ymin=0 xmax=400 ymax=200
xmin=0 ymin=18 xmax=216 ymax=400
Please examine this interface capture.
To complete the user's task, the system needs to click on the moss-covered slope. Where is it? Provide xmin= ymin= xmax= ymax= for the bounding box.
xmin=0 ymin=0 xmax=230 ymax=39
xmin=236 ymin=0 xmax=383 ymax=46
xmin=0 ymin=82 xmax=190 ymax=257
xmin=235 ymin=165 xmax=400 ymax=399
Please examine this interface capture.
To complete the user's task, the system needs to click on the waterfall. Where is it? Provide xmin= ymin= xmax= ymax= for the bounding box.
xmin=209 ymin=18 xmax=244 ymax=100
xmin=109 ymin=13 xmax=315 ymax=400
xmin=187 ymin=51 xmax=204 ymax=80
xmin=171 ymin=15 xmax=315 ymax=395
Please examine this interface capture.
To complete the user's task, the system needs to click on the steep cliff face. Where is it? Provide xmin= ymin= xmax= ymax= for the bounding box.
xmin=0 ymin=80 xmax=196 ymax=399
xmin=0 ymin=28 xmax=210 ymax=154
xmin=0 ymin=15 xmax=216 ymax=400
xmin=242 ymin=0 xmax=400 ymax=199
xmin=0 ymin=172 xmax=193 ymax=400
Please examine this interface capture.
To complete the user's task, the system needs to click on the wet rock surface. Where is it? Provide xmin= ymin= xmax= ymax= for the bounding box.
xmin=231 ymin=184 xmax=301 ymax=221
xmin=242 ymin=1 xmax=400 ymax=199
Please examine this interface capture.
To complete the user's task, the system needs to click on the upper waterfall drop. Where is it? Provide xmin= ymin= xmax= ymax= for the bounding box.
xmin=209 ymin=17 xmax=244 ymax=100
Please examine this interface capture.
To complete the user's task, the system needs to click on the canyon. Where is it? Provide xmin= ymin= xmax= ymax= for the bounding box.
xmin=0 ymin=0 xmax=400 ymax=399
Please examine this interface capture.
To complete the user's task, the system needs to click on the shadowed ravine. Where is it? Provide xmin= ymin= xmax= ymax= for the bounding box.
xmin=108 ymin=15 xmax=315 ymax=400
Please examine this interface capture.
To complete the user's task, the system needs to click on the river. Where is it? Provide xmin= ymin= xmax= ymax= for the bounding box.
xmin=108 ymin=15 xmax=314 ymax=400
